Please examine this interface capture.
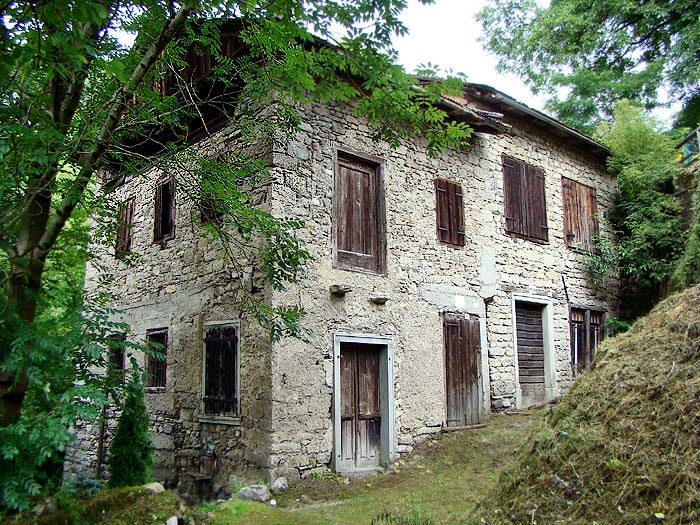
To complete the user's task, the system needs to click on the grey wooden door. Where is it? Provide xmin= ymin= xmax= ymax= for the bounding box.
xmin=515 ymin=302 xmax=546 ymax=407
xmin=339 ymin=343 xmax=381 ymax=470
xmin=444 ymin=314 xmax=482 ymax=427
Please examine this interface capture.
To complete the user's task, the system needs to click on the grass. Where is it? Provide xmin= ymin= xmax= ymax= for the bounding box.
xmin=4 ymin=486 xmax=184 ymax=525
xmin=478 ymin=284 xmax=700 ymax=524
xmin=194 ymin=411 xmax=543 ymax=525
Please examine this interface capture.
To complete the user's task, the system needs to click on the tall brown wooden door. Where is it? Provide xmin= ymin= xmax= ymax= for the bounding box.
xmin=515 ymin=302 xmax=546 ymax=407
xmin=339 ymin=343 xmax=381 ymax=470
xmin=444 ymin=314 xmax=482 ymax=427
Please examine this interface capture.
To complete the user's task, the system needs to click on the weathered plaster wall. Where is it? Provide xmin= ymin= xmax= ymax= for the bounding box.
xmin=64 ymin=131 xmax=275 ymax=490
xmin=67 ymin=96 xmax=618 ymax=487
xmin=265 ymin=101 xmax=617 ymax=479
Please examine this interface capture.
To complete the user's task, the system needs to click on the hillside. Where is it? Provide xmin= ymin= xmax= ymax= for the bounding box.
xmin=479 ymin=285 xmax=700 ymax=524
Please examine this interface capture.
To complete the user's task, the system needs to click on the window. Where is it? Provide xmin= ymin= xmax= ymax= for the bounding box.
xmin=570 ymin=308 xmax=604 ymax=376
xmin=146 ymin=329 xmax=168 ymax=389
xmin=334 ymin=152 xmax=385 ymax=273
xmin=203 ymin=323 xmax=239 ymax=417
xmin=107 ymin=333 xmax=126 ymax=383
xmin=154 ymin=179 xmax=175 ymax=243
xmin=200 ymin=195 xmax=224 ymax=224
xmin=562 ymin=178 xmax=598 ymax=251
xmin=115 ymin=198 xmax=135 ymax=256
xmin=435 ymin=178 xmax=465 ymax=246
xmin=502 ymin=155 xmax=548 ymax=242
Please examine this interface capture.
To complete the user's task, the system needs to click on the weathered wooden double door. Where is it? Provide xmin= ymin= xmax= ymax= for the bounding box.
xmin=339 ymin=343 xmax=382 ymax=470
xmin=444 ymin=314 xmax=482 ymax=427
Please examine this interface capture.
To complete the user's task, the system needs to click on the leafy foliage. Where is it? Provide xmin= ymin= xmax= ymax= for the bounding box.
xmin=594 ymin=101 xmax=684 ymax=319
xmin=1 ymin=0 xmax=474 ymax=510
xmin=478 ymin=0 xmax=700 ymax=131
xmin=108 ymin=379 xmax=153 ymax=488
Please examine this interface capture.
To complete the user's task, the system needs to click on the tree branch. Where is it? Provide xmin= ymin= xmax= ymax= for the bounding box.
xmin=34 ymin=1 xmax=196 ymax=262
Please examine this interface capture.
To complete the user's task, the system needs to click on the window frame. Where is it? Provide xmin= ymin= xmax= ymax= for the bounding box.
xmin=115 ymin=197 xmax=135 ymax=257
xmin=562 ymin=177 xmax=599 ymax=252
xmin=332 ymin=148 xmax=386 ymax=275
xmin=199 ymin=321 xmax=241 ymax=425
xmin=153 ymin=178 xmax=176 ymax=244
xmin=434 ymin=177 xmax=465 ymax=247
xmin=145 ymin=328 xmax=168 ymax=391
xmin=502 ymin=155 xmax=549 ymax=243
xmin=107 ymin=333 xmax=127 ymax=384
xmin=569 ymin=307 xmax=605 ymax=376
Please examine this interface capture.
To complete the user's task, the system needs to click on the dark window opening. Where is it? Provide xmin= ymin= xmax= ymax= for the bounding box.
xmin=334 ymin=151 xmax=385 ymax=274
xmin=154 ymin=179 xmax=175 ymax=243
xmin=570 ymin=308 xmax=604 ymax=376
xmin=146 ymin=329 xmax=168 ymax=389
xmin=435 ymin=178 xmax=465 ymax=246
xmin=200 ymin=195 xmax=224 ymax=224
xmin=562 ymin=178 xmax=598 ymax=251
xmin=107 ymin=333 xmax=126 ymax=383
xmin=203 ymin=324 xmax=238 ymax=417
xmin=502 ymin=155 xmax=548 ymax=242
xmin=116 ymin=198 xmax=135 ymax=257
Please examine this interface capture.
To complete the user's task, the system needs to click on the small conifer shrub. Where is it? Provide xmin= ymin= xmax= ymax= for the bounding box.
xmin=108 ymin=379 xmax=153 ymax=487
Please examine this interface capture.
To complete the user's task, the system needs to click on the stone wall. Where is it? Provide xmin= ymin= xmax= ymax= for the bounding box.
xmin=66 ymin=95 xmax=618 ymax=488
xmin=265 ymin=100 xmax=617 ymax=480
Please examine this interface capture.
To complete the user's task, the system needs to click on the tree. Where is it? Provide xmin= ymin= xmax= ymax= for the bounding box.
xmin=108 ymin=378 xmax=152 ymax=488
xmin=0 ymin=0 xmax=472 ymax=499
xmin=478 ymin=0 xmax=700 ymax=132
xmin=593 ymin=100 xmax=684 ymax=319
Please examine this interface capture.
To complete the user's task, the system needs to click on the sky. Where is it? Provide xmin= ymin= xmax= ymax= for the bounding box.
xmin=392 ymin=0 xmax=548 ymax=111
xmin=390 ymin=0 xmax=678 ymax=125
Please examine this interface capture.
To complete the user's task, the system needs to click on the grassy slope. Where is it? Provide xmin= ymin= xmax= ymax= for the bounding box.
xmin=201 ymin=412 xmax=543 ymax=525
xmin=6 ymin=413 xmax=542 ymax=525
xmin=480 ymin=285 xmax=700 ymax=524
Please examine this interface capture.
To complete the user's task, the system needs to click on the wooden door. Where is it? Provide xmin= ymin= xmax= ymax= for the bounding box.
xmin=339 ymin=343 xmax=381 ymax=470
xmin=515 ymin=302 xmax=545 ymax=407
xmin=444 ymin=314 xmax=482 ymax=427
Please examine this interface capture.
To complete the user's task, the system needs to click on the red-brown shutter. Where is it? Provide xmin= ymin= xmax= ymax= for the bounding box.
xmin=335 ymin=154 xmax=384 ymax=273
xmin=116 ymin=198 xmax=134 ymax=255
xmin=502 ymin=156 xmax=525 ymax=236
xmin=435 ymin=178 xmax=465 ymax=246
xmin=204 ymin=325 xmax=238 ymax=417
xmin=154 ymin=183 xmax=163 ymax=241
xmin=524 ymin=164 xmax=548 ymax=241
xmin=562 ymin=178 xmax=598 ymax=249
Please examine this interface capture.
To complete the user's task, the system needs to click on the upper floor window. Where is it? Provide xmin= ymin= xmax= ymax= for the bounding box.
xmin=115 ymin=197 xmax=135 ymax=257
xmin=502 ymin=155 xmax=548 ymax=242
xmin=154 ymin=179 xmax=175 ymax=243
xmin=203 ymin=323 xmax=239 ymax=418
xmin=678 ymin=127 xmax=699 ymax=165
xmin=146 ymin=328 xmax=168 ymax=389
xmin=435 ymin=178 xmax=465 ymax=246
xmin=334 ymin=151 xmax=385 ymax=274
xmin=562 ymin=177 xmax=598 ymax=251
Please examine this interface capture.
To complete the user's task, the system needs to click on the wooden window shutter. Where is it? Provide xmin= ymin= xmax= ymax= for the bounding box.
xmin=204 ymin=325 xmax=238 ymax=417
xmin=524 ymin=165 xmax=548 ymax=241
xmin=335 ymin=153 xmax=384 ymax=273
xmin=562 ymin=178 xmax=598 ymax=250
xmin=154 ymin=179 xmax=175 ymax=243
xmin=435 ymin=178 xmax=465 ymax=246
xmin=502 ymin=156 xmax=525 ymax=236
xmin=116 ymin=197 xmax=135 ymax=256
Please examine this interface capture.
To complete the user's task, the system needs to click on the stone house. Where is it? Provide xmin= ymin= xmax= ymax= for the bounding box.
xmin=64 ymin=66 xmax=618 ymax=490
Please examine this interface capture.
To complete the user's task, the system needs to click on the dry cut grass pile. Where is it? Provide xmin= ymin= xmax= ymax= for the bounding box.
xmin=479 ymin=285 xmax=700 ymax=524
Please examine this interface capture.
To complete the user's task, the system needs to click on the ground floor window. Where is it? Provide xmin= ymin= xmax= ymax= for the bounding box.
xmin=203 ymin=322 xmax=239 ymax=417
xmin=570 ymin=308 xmax=604 ymax=375
xmin=146 ymin=328 xmax=168 ymax=389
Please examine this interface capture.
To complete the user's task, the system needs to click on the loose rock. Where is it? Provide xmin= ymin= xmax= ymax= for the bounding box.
xmin=237 ymin=484 xmax=271 ymax=503
xmin=270 ymin=476 xmax=288 ymax=494
xmin=143 ymin=482 xmax=165 ymax=494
